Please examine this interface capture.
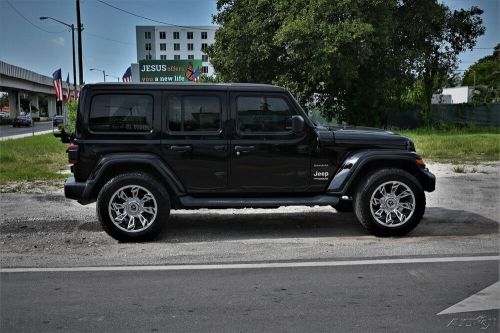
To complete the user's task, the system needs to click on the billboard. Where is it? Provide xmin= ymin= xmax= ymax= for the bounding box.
xmin=139 ymin=60 xmax=202 ymax=83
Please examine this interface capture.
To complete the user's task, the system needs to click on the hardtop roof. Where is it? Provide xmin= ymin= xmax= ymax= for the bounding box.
xmin=84 ymin=82 xmax=287 ymax=93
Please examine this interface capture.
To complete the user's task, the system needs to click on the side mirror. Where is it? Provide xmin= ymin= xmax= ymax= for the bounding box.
xmin=292 ymin=115 xmax=305 ymax=135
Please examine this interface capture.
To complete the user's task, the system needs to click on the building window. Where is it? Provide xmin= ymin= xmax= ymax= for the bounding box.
xmin=145 ymin=43 xmax=151 ymax=51
xmin=187 ymin=31 xmax=193 ymax=39
xmin=202 ymin=66 xmax=209 ymax=74
xmin=174 ymin=55 xmax=180 ymax=60
xmin=201 ymin=43 xmax=208 ymax=52
xmin=145 ymin=31 xmax=151 ymax=39
xmin=173 ymin=31 xmax=179 ymax=39
xmin=168 ymin=95 xmax=221 ymax=132
xmin=187 ymin=43 xmax=193 ymax=51
xmin=160 ymin=55 xmax=167 ymax=60
xmin=188 ymin=54 xmax=194 ymax=60
xmin=159 ymin=31 xmax=166 ymax=39
xmin=174 ymin=43 xmax=180 ymax=51
xmin=201 ymin=31 xmax=208 ymax=39
xmin=145 ymin=54 xmax=152 ymax=60
xmin=160 ymin=43 xmax=166 ymax=51
xmin=202 ymin=55 xmax=208 ymax=62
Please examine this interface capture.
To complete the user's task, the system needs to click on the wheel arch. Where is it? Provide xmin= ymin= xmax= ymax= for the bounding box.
xmin=327 ymin=150 xmax=425 ymax=197
xmin=86 ymin=153 xmax=185 ymax=207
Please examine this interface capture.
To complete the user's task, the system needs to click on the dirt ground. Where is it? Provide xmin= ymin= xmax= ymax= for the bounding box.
xmin=0 ymin=162 xmax=498 ymax=268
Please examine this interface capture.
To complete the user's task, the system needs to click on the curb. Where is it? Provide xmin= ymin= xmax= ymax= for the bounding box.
xmin=0 ymin=130 xmax=53 ymax=141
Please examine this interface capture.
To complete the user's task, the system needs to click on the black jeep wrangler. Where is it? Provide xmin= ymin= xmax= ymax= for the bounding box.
xmin=64 ymin=83 xmax=435 ymax=241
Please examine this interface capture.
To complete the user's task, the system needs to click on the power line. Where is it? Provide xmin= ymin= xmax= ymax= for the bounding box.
xmin=96 ymin=0 xmax=218 ymax=31
xmin=5 ymin=0 xmax=66 ymax=34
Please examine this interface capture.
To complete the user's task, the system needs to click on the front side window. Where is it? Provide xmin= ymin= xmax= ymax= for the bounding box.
xmin=237 ymin=96 xmax=295 ymax=133
xmin=168 ymin=95 xmax=221 ymax=132
xmin=90 ymin=94 xmax=153 ymax=132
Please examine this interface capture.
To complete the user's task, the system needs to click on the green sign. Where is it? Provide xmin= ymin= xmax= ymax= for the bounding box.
xmin=139 ymin=60 xmax=203 ymax=83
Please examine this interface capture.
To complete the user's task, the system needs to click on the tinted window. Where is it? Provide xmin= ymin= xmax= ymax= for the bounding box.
xmin=90 ymin=94 xmax=153 ymax=132
xmin=237 ymin=96 xmax=295 ymax=133
xmin=168 ymin=95 xmax=221 ymax=132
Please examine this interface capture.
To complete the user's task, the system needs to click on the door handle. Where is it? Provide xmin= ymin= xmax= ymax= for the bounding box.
xmin=234 ymin=145 xmax=255 ymax=153
xmin=214 ymin=145 xmax=226 ymax=152
xmin=170 ymin=145 xmax=192 ymax=152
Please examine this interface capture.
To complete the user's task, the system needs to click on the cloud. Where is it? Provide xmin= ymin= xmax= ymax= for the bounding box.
xmin=51 ymin=37 xmax=65 ymax=46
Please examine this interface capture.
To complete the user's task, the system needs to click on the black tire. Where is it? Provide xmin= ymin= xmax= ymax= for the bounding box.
xmin=96 ymin=172 xmax=170 ymax=242
xmin=332 ymin=199 xmax=353 ymax=212
xmin=353 ymin=168 xmax=425 ymax=237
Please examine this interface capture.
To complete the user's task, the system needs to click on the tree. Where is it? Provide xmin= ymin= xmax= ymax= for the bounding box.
xmin=208 ymin=0 xmax=485 ymax=126
xmin=462 ymin=44 xmax=500 ymax=88
xmin=396 ymin=0 xmax=484 ymax=123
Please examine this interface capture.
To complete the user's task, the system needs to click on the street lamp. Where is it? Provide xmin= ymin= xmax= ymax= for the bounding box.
xmin=90 ymin=68 xmax=106 ymax=82
xmin=40 ymin=16 xmax=77 ymax=99
xmin=105 ymin=74 xmax=121 ymax=82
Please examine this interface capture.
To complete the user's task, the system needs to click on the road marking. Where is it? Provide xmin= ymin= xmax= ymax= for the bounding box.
xmin=437 ymin=281 xmax=500 ymax=315
xmin=0 ymin=130 xmax=53 ymax=141
xmin=1 ymin=255 xmax=498 ymax=273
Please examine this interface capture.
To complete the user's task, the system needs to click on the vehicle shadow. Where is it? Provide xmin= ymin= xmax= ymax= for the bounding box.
xmin=153 ymin=207 xmax=499 ymax=243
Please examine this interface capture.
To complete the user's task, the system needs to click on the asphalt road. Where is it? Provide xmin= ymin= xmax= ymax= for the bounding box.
xmin=0 ymin=121 xmax=53 ymax=138
xmin=1 ymin=260 xmax=498 ymax=332
xmin=0 ymin=164 xmax=498 ymax=332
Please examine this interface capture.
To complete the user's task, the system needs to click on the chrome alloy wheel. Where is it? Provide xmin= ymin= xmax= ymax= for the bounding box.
xmin=108 ymin=185 xmax=158 ymax=233
xmin=369 ymin=181 xmax=416 ymax=227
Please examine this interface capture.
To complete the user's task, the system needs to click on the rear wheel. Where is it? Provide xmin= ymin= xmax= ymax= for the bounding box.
xmin=97 ymin=172 xmax=170 ymax=242
xmin=353 ymin=168 xmax=425 ymax=236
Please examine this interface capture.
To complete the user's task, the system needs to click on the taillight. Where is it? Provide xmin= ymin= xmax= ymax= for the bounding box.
xmin=67 ymin=144 xmax=79 ymax=164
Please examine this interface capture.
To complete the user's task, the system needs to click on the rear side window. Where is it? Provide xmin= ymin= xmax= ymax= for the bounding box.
xmin=168 ymin=95 xmax=221 ymax=132
xmin=237 ymin=96 xmax=295 ymax=133
xmin=90 ymin=94 xmax=153 ymax=132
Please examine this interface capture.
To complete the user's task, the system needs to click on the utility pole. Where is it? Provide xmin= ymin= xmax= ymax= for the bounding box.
xmin=76 ymin=0 xmax=84 ymax=86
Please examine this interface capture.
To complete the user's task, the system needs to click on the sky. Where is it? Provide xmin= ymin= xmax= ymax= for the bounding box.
xmin=0 ymin=0 xmax=498 ymax=84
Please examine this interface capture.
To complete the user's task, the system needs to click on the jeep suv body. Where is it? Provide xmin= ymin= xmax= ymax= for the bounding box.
xmin=64 ymin=83 xmax=435 ymax=241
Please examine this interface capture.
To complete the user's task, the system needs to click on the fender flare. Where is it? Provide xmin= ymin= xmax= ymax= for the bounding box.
xmin=83 ymin=153 xmax=185 ymax=199
xmin=327 ymin=150 xmax=423 ymax=195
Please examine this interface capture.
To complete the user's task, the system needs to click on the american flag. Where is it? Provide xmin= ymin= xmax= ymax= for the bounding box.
xmin=122 ymin=66 xmax=132 ymax=82
xmin=52 ymin=69 xmax=63 ymax=101
xmin=65 ymin=73 xmax=71 ymax=103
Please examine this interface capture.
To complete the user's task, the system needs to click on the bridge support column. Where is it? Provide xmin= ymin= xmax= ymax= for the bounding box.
xmin=47 ymin=96 xmax=57 ymax=118
xmin=29 ymin=93 xmax=39 ymax=118
xmin=8 ymin=90 xmax=18 ymax=119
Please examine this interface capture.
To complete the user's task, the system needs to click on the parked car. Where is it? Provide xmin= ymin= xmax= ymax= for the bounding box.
xmin=53 ymin=115 xmax=65 ymax=128
xmin=63 ymin=83 xmax=435 ymax=242
xmin=12 ymin=115 xmax=32 ymax=127
xmin=0 ymin=112 xmax=9 ymax=119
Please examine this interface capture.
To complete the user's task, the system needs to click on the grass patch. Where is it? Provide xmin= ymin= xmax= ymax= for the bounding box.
xmin=0 ymin=134 xmax=69 ymax=184
xmin=399 ymin=127 xmax=500 ymax=163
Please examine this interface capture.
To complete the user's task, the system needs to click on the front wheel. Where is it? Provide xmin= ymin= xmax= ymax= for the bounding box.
xmin=353 ymin=168 xmax=425 ymax=236
xmin=97 ymin=173 xmax=170 ymax=242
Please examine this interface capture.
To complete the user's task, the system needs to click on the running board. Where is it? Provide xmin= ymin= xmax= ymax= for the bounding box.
xmin=178 ymin=195 xmax=339 ymax=208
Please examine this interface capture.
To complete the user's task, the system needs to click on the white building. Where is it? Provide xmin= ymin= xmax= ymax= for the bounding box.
xmin=136 ymin=26 xmax=218 ymax=76
xmin=432 ymin=86 xmax=472 ymax=104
